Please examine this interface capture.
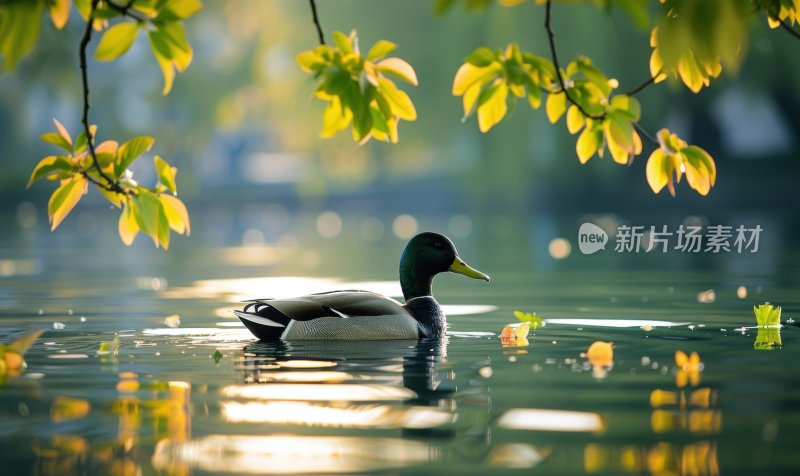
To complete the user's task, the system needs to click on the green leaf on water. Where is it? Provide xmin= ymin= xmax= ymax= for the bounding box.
xmin=753 ymin=303 xmax=781 ymax=327
xmin=514 ymin=310 xmax=543 ymax=329
xmin=213 ymin=350 xmax=223 ymax=364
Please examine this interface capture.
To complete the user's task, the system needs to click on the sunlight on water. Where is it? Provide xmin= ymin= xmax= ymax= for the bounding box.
xmin=221 ymin=384 xmax=417 ymax=401
xmin=545 ymin=318 xmax=691 ymax=328
xmin=221 ymin=401 xmax=456 ymax=428
xmin=152 ymin=435 xmax=438 ymax=474
xmin=497 ymin=409 xmax=605 ymax=432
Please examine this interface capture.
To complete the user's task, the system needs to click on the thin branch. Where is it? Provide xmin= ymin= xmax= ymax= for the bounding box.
xmin=79 ymin=0 xmax=125 ymax=194
xmin=779 ymin=18 xmax=800 ymax=40
xmin=634 ymin=122 xmax=658 ymax=146
xmin=625 ymin=73 xmax=658 ymax=97
xmin=308 ymin=0 xmax=326 ymax=45
xmin=106 ymin=0 xmax=150 ymax=23
xmin=544 ymin=0 xmax=603 ymax=120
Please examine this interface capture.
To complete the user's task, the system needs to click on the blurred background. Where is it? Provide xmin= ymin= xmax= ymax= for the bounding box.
xmin=0 ymin=0 xmax=799 ymax=279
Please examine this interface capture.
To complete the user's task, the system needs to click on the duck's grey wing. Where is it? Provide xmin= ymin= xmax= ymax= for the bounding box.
xmin=235 ymin=291 xmax=407 ymax=341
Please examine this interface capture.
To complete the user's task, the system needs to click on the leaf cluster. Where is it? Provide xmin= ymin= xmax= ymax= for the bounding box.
xmin=453 ymin=43 xmax=556 ymax=132
xmin=29 ymin=119 xmax=190 ymax=248
xmin=297 ymin=30 xmax=419 ymax=144
xmin=646 ymin=128 xmax=716 ymax=196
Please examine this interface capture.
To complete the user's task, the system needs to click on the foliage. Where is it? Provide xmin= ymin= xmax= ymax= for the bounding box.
xmin=297 ymin=30 xmax=419 ymax=144
xmin=513 ymin=310 xmax=543 ymax=329
xmin=0 ymin=0 xmax=200 ymax=248
xmin=2 ymin=0 xmax=800 ymax=245
xmin=753 ymin=303 xmax=782 ymax=327
xmin=646 ymin=129 xmax=716 ymax=196
xmin=0 ymin=330 xmax=44 ymax=383
xmin=28 ymin=120 xmax=190 ymax=248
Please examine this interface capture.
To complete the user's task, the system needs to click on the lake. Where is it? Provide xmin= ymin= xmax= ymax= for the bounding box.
xmin=0 ymin=201 xmax=798 ymax=475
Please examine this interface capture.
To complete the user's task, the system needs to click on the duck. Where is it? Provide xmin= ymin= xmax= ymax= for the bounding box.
xmin=234 ymin=232 xmax=490 ymax=340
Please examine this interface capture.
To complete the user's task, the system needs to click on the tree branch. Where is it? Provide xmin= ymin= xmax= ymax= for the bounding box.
xmin=79 ymin=0 xmax=126 ymax=194
xmin=625 ymin=73 xmax=659 ymax=97
xmin=634 ymin=122 xmax=658 ymax=146
xmin=544 ymin=0 xmax=603 ymax=120
xmin=780 ymin=18 xmax=800 ymax=40
xmin=106 ymin=0 xmax=150 ymax=23
xmin=308 ymin=0 xmax=326 ymax=45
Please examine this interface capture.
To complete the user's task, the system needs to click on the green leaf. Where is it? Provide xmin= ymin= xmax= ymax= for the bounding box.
xmin=332 ymin=31 xmax=354 ymax=54
xmin=40 ymin=132 xmax=73 ymax=152
xmin=576 ymin=124 xmax=600 ymax=164
xmin=465 ymin=47 xmax=496 ymax=67
xmin=754 ymin=303 xmax=782 ymax=327
xmin=7 ymin=329 xmax=44 ymax=355
xmin=156 ymin=0 xmax=203 ymax=21
xmin=157 ymin=21 xmax=192 ymax=72
xmin=0 ymin=0 xmax=44 ymax=70
xmin=160 ymin=194 xmax=190 ymax=235
xmin=118 ymin=196 xmax=140 ymax=245
xmin=133 ymin=189 xmax=161 ymax=243
xmin=376 ymin=57 xmax=418 ymax=86
xmin=566 ymin=105 xmax=584 ymax=134
xmin=48 ymin=176 xmax=88 ymax=231
xmin=681 ymin=145 xmax=716 ymax=196
xmin=154 ymin=155 xmax=177 ymax=193
xmin=610 ymin=95 xmax=641 ymax=121
xmin=452 ymin=62 xmax=500 ymax=96
xmin=513 ymin=310 xmax=542 ymax=329
xmin=148 ymin=30 xmax=176 ymax=95
xmin=367 ymin=40 xmax=397 ymax=61
xmin=95 ymin=22 xmax=139 ymax=61
xmin=477 ymin=80 xmax=508 ymax=133
xmin=28 ymin=155 xmax=73 ymax=188
xmin=378 ymin=77 xmax=416 ymax=120
xmin=320 ymin=96 xmax=352 ymax=138
xmin=116 ymin=136 xmax=155 ymax=177
xmin=545 ymin=92 xmax=566 ymax=124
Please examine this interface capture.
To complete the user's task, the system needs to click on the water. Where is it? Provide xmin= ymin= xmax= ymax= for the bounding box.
xmin=1 ymin=205 xmax=799 ymax=475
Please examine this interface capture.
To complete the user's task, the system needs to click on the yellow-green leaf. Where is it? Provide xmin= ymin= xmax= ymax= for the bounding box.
xmin=48 ymin=176 xmax=88 ymax=231
xmin=154 ymin=155 xmax=177 ymax=193
xmin=465 ymin=47 xmax=496 ymax=67
xmin=376 ymin=57 xmax=418 ymax=86
xmin=156 ymin=0 xmax=203 ymax=20
xmin=576 ymin=125 xmax=600 ymax=164
xmin=332 ymin=31 xmax=354 ymax=54
xmin=566 ymin=105 xmax=584 ymax=134
xmin=116 ymin=136 xmax=155 ymax=177
xmin=546 ymin=92 xmax=566 ymax=124
xmin=40 ymin=132 xmax=73 ymax=152
xmin=0 ymin=0 xmax=44 ymax=70
xmin=681 ymin=146 xmax=716 ymax=196
xmin=367 ymin=40 xmax=397 ymax=61
xmin=49 ymin=0 xmax=71 ymax=29
xmin=52 ymin=118 xmax=72 ymax=147
xmin=28 ymin=155 xmax=73 ymax=188
xmin=462 ymin=82 xmax=482 ymax=119
xmin=378 ymin=78 xmax=416 ymax=121
xmin=148 ymin=30 xmax=176 ymax=95
xmin=452 ymin=63 xmax=498 ymax=96
xmin=95 ymin=22 xmax=139 ymax=61
xmin=320 ymin=96 xmax=352 ymax=138
xmin=160 ymin=194 xmax=190 ymax=235
xmin=118 ymin=196 xmax=140 ymax=245
xmin=477 ymin=80 xmax=508 ymax=133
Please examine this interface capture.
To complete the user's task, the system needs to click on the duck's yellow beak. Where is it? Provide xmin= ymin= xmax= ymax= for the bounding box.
xmin=449 ymin=256 xmax=490 ymax=282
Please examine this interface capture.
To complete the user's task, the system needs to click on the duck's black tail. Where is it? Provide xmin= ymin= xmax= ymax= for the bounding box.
xmin=234 ymin=301 xmax=291 ymax=340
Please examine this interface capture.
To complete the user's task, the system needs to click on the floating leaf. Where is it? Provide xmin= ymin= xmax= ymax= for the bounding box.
xmin=753 ymin=303 xmax=781 ymax=327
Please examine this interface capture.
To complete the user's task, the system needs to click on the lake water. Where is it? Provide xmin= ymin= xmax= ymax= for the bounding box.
xmin=0 ymin=203 xmax=798 ymax=475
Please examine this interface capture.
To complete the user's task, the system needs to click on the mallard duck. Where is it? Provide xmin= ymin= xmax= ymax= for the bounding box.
xmin=234 ymin=232 xmax=489 ymax=340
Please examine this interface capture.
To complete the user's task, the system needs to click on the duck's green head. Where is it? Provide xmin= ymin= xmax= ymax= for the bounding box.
xmin=399 ymin=232 xmax=489 ymax=300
